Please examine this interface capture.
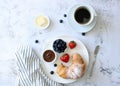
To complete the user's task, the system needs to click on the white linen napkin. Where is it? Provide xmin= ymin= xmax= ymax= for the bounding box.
xmin=15 ymin=45 xmax=64 ymax=86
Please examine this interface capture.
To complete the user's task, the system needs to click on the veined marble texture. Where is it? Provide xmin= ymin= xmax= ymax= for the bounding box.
xmin=0 ymin=0 xmax=120 ymax=86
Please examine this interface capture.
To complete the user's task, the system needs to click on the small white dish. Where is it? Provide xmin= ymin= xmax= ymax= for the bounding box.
xmin=42 ymin=49 xmax=57 ymax=63
xmin=68 ymin=4 xmax=97 ymax=33
xmin=35 ymin=15 xmax=50 ymax=30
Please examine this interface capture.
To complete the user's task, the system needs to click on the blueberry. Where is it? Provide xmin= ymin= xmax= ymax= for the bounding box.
xmin=61 ymin=47 xmax=64 ymax=50
xmin=58 ymin=39 xmax=62 ymax=42
xmin=61 ymin=44 xmax=64 ymax=47
xmin=62 ymin=43 xmax=65 ymax=46
xmin=55 ymin=48 xmax=58 ymax=51
xmin=61 ymin=50 xmax=64 ymax=52
xmin=59 ymin=42 xmax=62 ymax=45
xmin=58 ymin=51 xmax=61 ymax=53
xmin=57 ymin=44 xmax=61 ymax=48
xmin=53 ymin=45 xmax=55 ymax=47
xmin=58 ymin=39 xmax=61 ymax=41
xmin=82 ymin=33 xmax=86 ymax=36
xmin=35 ymin=40 xmax=39 ymax=43
xmin=56 ymin=39 xmax=61 ymax=43
xmin=59 ymin=19 xmax=63 ymax=23
xmin=55 ymin=40 xmax=59 ymax=44
xmin=53 ymin=41 xmax=57 ymax=45
xmin=53 ymin=43 xmax=57 ymax=47
xmin=50 ymin=71 xmax=54 ymax=75
xmin=54 ymin=64 xmax=57 ymax=67
xmin=64 ymin=14 xmax=67 ymax=17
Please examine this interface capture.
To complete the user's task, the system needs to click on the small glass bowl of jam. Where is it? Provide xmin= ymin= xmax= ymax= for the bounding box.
xmin=42 ymin=49 xmax=57 ymax=63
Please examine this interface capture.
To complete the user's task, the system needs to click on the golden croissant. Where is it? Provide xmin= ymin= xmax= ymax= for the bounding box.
xmin=56 ymin=53 xmax=86 ymax=79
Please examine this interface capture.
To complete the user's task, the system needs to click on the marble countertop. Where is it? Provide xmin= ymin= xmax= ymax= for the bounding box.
xmin=0 ymin=0 xmax=120 ymax=86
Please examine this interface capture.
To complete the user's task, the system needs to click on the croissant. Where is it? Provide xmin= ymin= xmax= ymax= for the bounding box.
xmin=56 ymin=53 xmax=85 ymax=79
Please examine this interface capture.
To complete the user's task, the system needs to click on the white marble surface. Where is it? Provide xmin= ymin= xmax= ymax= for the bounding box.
xmin=0 ymin=0 xmax=120 ymax=86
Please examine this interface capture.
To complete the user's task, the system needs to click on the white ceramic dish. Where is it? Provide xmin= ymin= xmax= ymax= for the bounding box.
xmin=40 ymin=36 xmax=89 ymax=84
xmin=42 ymin=49 xmax=57 ymax=63
xmin=68 ymin=4 xmax=97 ymax=33
xmin=35 ymin=15 xmax=50 ymax=30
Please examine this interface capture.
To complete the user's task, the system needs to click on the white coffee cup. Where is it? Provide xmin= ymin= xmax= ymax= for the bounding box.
xmin=68 ymin=3 xmax=97 ymax=32
xmin=73 ymin=4 xmax=97 ymax=26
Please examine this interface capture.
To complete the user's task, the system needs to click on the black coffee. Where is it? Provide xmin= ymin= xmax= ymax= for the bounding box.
xmin=74 ymin=7 xmax=91 ymax=24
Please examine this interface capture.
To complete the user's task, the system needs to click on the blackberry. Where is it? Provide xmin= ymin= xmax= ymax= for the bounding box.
xmin=53 ymin=39 xmax=67 ymax=53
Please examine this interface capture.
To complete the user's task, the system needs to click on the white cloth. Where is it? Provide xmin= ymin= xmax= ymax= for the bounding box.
xmin=15 ymin=45 xmax=64 ymax=86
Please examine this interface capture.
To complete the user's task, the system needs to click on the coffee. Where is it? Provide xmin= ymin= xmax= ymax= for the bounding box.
xmin=74 ymin=7 xmax=91 ymax=24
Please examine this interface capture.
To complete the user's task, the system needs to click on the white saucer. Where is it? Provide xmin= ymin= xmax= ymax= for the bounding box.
xmin=68 ymin=4 xmax=97 ymax=33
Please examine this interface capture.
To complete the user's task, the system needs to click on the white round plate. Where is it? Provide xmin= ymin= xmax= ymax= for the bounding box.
xmin=40 ymin=36 xmax=89 ymax=84
xmin=68 ymin=4 xmax=97 ymax=33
